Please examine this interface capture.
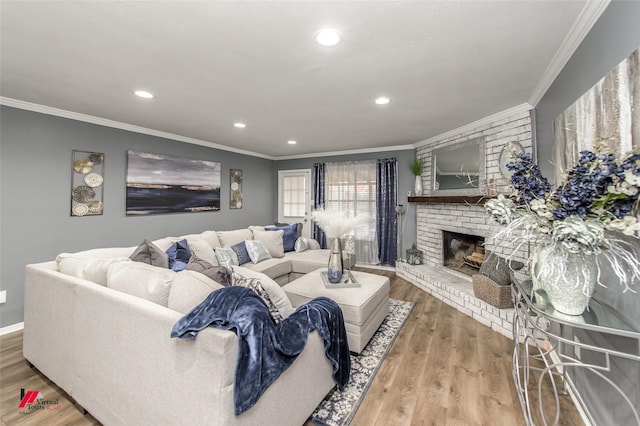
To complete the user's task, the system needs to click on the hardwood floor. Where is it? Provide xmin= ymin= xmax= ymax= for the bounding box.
xmin=1 ymin=267 xmax=583 ymax=425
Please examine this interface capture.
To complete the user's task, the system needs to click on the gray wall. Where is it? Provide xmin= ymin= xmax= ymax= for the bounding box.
xmin=0 ymin=106 xmax=276 ymax=327
xmin=535 ymin=2 xmax=640 ymax=424
xmin=275 ymin=149 xmax=417 ymax=261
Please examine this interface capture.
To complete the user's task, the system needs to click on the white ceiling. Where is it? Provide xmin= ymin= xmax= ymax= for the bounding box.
xmin=1 ymin=1 xmax=602 ymax=159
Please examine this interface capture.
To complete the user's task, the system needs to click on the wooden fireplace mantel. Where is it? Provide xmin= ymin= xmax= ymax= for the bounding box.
xmin=407 ymin=195 xmax=488 ymax=204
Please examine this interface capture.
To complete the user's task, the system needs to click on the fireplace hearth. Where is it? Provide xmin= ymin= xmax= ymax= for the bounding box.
xmin=442 ymin=230 xmax=485 ymax=276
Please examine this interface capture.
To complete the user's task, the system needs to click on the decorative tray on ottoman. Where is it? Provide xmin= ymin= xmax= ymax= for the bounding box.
xmin=320 ymin=271 xmax=361 ymax=288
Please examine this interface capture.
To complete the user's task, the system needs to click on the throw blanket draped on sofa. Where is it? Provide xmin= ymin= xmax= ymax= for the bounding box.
xmin=171 ymin=286 xmax=350 ymax=414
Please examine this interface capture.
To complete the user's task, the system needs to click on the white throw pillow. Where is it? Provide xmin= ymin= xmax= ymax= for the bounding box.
xmin=215 ymin=246 xmax=239 ymax=268
xmin=168 ymin=270 xmax=224 ymax=314
xmin=107 ymin=262 xmax=175 ymax=306
xmin=244 ymin=240 xmax=272 ymax=264
xmin=232 ymin=266 xmax=295 ymax=318
xmin=252 ymin=230 xmax=285 ymax=258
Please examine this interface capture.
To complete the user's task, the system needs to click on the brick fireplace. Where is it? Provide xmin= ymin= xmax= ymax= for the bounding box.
xmin=396 ymin=106 xmax=534 ymax=339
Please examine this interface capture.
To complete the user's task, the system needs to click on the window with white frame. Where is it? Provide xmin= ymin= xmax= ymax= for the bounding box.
xmin=325 ymin=160 xmax=378 ymax=264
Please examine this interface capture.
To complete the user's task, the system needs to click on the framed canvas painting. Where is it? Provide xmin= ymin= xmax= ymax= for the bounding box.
xmin=126 ymin=150 xmax=221 ymax=215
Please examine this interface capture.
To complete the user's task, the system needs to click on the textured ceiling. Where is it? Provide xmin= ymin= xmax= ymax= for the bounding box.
xmin=1 ymin=1 xmax=594 ymax=159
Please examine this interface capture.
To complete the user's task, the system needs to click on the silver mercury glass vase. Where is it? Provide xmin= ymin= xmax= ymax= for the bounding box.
xmin=327 ymin=237 xmax=344 ymax=283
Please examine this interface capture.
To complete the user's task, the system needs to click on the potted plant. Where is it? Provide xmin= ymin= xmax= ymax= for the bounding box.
xmin=410 ymin=159 xmax=423 ymax=196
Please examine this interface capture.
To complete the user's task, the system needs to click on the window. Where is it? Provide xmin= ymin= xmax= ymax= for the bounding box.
xmin=325 ymin=160 xmax=378 ymax=264
xmin=282 ymin=175 xmax=306 ymax=217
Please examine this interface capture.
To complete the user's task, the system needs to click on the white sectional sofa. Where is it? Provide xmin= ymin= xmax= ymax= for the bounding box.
xmin=23 ymin=226 xmax=353 ymax=426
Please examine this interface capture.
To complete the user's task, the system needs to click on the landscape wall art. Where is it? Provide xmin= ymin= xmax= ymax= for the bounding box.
xmin=126 ymin=150 xmax=221 ymax=215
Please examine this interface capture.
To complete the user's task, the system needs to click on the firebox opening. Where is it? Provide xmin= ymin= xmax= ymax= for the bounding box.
xmin=442 ymin=230 xmax=485 ymax=276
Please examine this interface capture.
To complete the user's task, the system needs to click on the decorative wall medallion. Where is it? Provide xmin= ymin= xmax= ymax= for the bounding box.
xmin=89 ymin=152 xmax=104 ymax=165
xmin=88 ymin=200 xmax=103 ymax=213
xmin=84 ymin=172 xmax=104 ymax=187
xmin=72 ymin=203 xmax=89 ymax=216
xmin=72 ymin=185 xmax=95 ymax=203
xmin=73 ymin=159 xmax=93 ymax=174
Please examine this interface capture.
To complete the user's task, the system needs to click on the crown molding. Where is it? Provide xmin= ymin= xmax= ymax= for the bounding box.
xmin=413 ymin=103 xmax=534 ymax=148
xmin=0 ymin=97 xmax=276 ymax=160
xmin=274 ymin=144 xmax=415 ymax=161
xmin=528 ymin=0 xmax=611 ymax=106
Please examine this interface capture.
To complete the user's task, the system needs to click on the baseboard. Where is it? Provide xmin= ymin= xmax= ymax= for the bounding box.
xmin=0 ymin=322 xmax=24 ymax=336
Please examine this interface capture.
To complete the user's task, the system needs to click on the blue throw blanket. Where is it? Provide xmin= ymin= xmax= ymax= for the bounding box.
xmin=170 ymin=286 xmax=350 ymax=415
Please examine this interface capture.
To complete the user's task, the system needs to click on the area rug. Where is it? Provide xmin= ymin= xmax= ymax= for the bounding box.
xmin=309 ymin=298 xmax=415 ymax=426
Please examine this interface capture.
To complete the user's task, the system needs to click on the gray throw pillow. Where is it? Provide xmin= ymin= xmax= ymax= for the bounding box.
xmin=186 ymin=254 xmax=231 ymax=286
xmin=479 ymin=251 xmax=524 ymax=286
xmin=129 ymin=239 xmax=169 ymax=268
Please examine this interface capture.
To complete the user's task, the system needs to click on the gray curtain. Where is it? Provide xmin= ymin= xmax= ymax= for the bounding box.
xmin=312 ymin=162 xmax=327 ymax=248
xmin=376 ymin=158 xmax=397 ymax=265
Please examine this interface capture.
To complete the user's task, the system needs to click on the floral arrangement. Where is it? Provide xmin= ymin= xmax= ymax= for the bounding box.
xmin=311 ymin=208 xmax=363 ymax=238
xmin=485 ymin=146 xmax=640 ymax=293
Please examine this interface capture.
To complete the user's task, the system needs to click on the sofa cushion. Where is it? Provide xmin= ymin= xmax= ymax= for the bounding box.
xmin=57 ymin=256 xmax=131 ymax=286
xmin=168 ymin=270 xmax=225 ymax=314
xmin=186 ymin=255 xmax=231 ymax=285
xmin=129 ymin=239 xmax=169 ymax=268
xmin=252 ymin=230 xmax=285 ymax=258
xmin=307 ymin=239 xmax=321 ymax=250
xmin=265 ymin=224 xmax=298 ymax=252
xmin=231 ymin=241 xmax=252 ymax=265
xmin=231 ymin=271 xmax=283 ymax=324
xmin=241 ymin=257 xmax=291 ymax=280
xmin=283 ymin=249 xmax=333 ymax=274
xmin=56 ymin=246 xmax=135 ymax=259
xmin=232 ymin=266 xmax=295 ymax=318
xmin=166 ymin=239 xmax=192 ymax=272
xmin=248 ymin=225 xmax=266 ymax=234
xmin=107 ymin=261 xmax=175 ymax=306
xmin=182 ymin=230 xmax=221 ymax=249
xmin=217 ymin=229 xmax=253 ymax=247
xmin=215 ymin=246 xmax=239 ymax=268
xmin=245 ymin=240 xmax=272 ymax=264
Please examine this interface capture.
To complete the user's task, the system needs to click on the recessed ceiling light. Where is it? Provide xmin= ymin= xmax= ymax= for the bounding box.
xmin=234 ymin=122 xmax=246 ymax=128
xmin=288 ymin=140 xmax=297 ymax=145
xmin=315 ymin=28 xmax=342 ymax=47
xmin=375 ymin=97 xmax=391 ymax=105
xmin=134 ymin=90 xmax=154 ymax=99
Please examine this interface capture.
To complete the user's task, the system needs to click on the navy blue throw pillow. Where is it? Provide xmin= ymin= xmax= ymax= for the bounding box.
xmin=265 ymin=223 xmax=298 ymax=252
xmin=231 ymin=241 xmax=252 ymax=265
xmin=166 ymin=239 xmax=192 ymax=272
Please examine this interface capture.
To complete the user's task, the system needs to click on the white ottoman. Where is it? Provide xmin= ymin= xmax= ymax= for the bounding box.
xmin=282 ymin=269 xmax=390 ymax=353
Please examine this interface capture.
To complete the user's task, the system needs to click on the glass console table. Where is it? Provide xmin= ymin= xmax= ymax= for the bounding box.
xmin=512 ymin=280 xmax=640 ymax=425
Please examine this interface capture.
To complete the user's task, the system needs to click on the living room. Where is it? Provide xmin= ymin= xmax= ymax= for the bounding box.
xmin=1 ymin=1 xmax=639 ymax=425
